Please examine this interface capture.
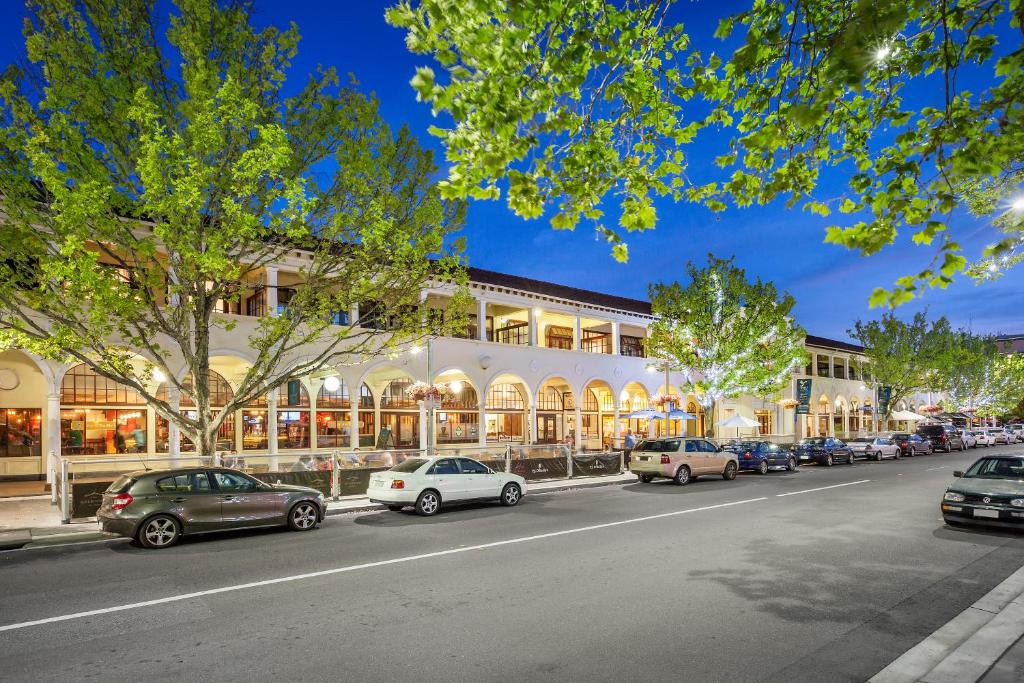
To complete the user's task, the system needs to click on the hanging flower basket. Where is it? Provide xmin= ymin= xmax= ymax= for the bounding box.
xmin=651 ymin=393 xmax=676 ymax=409
xmin=778 ymin=398 xmax=799 ymax=409
xmin=920 ymin=404 xmax=942 ymax=414
xmin=408 ymin=381 xmax=454 ymax=408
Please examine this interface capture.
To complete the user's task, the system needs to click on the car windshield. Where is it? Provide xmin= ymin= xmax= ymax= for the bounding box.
xmin=389 ymin=458 xmax=429 ymax=473
xmin=635 ymin=439 xmax=680 ymax=452
xmin=963 ymin=458 xmax=1024 ymax=480
xmin=850 ymin=438 xmax=873 ymax=443
xmin=893 ymin=434 xmax=910 ymax=439
xmin=800 ymin=438 xmax=825 ymax=446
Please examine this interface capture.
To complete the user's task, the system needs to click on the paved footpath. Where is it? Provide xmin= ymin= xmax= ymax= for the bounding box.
xmin=1 ymin=447 xmax=1023 ymax=682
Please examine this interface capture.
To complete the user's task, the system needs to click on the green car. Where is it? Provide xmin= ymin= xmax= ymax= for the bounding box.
xmin=941 ymin=455 xmax=1024 ymax=529
xmin=96 ymin=467 xmax=327 ymax=549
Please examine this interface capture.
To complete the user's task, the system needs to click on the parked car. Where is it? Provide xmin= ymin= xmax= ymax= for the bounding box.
xmin=986 ymin=428 xmax=1011 ymax=445
xmin=971 ymin=430 xmax=994 ymax=447
xmin=630 ymin=437 xmax=739 ymax=485
xmin=891 ymin=432 xmax=933 ymax=456
xmin=958 ymin=430 xmax=978 ymax=449
xmin=96 ymin=467 xmax=327 ymax=549
xmin=848 ymin=436 xmax=901 ymax=461
xmin=725 ymin=441 xmax=797 ymax=474
xmin=367 ymin=456 xmax=526 ymax=516
xmin=1008 ymin=424 xmax=1024 ymax=442
xmin=1003 ymin=425 xmax=1024 ymax=443
xmin=917 ymin=423 xmax=967 ymax=453
xmin=794 ymin=437 xmax=855 ymax=466
xmin=941 ymin=455 xmax=1024 ymax=529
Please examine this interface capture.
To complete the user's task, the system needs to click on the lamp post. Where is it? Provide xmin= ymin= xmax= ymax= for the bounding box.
xmin=412 ymin=338 xmax=435 ymax=455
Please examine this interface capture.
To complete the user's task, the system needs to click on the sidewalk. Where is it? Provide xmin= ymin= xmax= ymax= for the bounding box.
xmin=0 ymin=472 xmax=636 ymax=550
xmin=870 ymin=564 xmax=1024 ymax=683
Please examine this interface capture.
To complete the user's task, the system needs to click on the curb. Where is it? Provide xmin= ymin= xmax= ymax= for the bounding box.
xmin=870 ymin=565 xmax=1024 ymax=683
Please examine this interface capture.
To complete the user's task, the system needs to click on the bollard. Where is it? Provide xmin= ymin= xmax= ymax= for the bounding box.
xmin=331 ymin=451 xmax=340 ymax=500
xmin=50 ymin=451 xmax=58 ymax=505
xmin=566 ymin=445 xmax=573 ymax=479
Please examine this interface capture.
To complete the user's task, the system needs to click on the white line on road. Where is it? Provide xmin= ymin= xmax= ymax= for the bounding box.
xmin=0 ymin=495 xmax=768 ymax=633
xmin=926 ymin=466 xmax=948 ymax=471
xmin=775 ymin=480 xmax=870 ymax=497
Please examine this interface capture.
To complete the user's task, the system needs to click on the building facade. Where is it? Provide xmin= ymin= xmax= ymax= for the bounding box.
xmin=0 ymin=260 xmax=933 ymax=481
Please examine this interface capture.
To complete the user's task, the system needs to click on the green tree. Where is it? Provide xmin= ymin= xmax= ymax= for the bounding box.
xmin=388 ymin=0 xmax=1024 ymax=303
xmin=646 ymin=255 xmax=807 ymax=438
xmin=935 ymin=331 xmax=1000 ymax=412
xmin=848 ymin=312 xmax=953 ymax=420
xmin=0 ymin=0 xmax=468 ymax=456
xmin=976 ymin=354 xmax=1024 ymax=419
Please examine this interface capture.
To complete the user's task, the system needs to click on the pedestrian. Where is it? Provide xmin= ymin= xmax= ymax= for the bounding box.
xmin=114 ymin=428 xmax=126 ymax=454
xmin=624 ymin=429 xmax=637 ymax=449
xmin=132 ymin=426 xmax=146 ymax=453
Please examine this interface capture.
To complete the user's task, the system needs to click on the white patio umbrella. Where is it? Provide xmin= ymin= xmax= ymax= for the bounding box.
xmin=716 ymin=414 xmax=760 ymax=428
xmin=890 ymin=410 xmax=927 ymax=421
xmin=653 ymin=409 xmax=696 ymax=421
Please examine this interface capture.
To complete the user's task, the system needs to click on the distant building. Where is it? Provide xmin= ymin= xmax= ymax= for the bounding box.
xmin=996 ymin=334 xmax=1024 ymax=354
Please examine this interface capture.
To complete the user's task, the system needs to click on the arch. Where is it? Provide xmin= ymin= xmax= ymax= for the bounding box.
xmin=156 ymin=370 xmax=235 ymax=407
xmin=581 ymin=378 xmax=615 ymax=449
xmin=482 ymin=371 xmax=534 ymax=405
xmin=60 ymin=363 xmax=147 ymax=406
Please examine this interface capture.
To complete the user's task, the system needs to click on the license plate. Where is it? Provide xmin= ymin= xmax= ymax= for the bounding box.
xmin=639 ymin=456 xmax=650 ymax=461
xmin=974 ymin=509 xmax=1000 ymax=519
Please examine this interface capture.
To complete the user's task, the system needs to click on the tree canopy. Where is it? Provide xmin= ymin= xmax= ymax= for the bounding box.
xmin=646 ymin=255 xmax=807 ymax=437
xmin=388 ymin=0 xmax=1024 ymax=305
xmin=0 ymin=0 xmax=467 ymax=454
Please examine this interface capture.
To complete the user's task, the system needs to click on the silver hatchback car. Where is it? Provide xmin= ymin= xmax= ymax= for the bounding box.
xmin=96 ymin=467 xmax=327 ymax=549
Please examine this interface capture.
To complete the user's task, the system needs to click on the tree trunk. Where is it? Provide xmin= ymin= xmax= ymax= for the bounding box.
xmin=703 ymin=400 xmax=716 ymax=439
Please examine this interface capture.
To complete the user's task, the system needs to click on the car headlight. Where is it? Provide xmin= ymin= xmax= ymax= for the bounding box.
xmin=1011 ymin=498 xmax=1024 ymax=508
xmin=943 ymin=491 xmax=965 ymax=502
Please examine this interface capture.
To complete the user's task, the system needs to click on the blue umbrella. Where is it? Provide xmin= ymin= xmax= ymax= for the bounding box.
xmin=654 ymin=409 xmax=696 ymax=421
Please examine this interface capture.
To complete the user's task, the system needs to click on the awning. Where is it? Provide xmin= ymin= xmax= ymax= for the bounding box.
xmin=717 ymin=414 xmax=760 ymax=428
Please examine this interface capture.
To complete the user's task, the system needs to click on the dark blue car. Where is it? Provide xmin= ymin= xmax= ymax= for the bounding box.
xmin=726 ymin=441 xmax=797 ymax=474
xmin=794 ymin=437 xmax=855 ymax=466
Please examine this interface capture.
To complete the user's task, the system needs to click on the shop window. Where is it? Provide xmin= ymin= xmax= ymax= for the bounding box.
xmin=242 ymin=410 xmax=268 ymax=450
xmin=61 ymin=364 xmax=146 ymax=406
xmin=381 ymin=379 xmax=417 ymax=409
xmin=436 ymin=411 xmax=479 ymax=444
xmin=486 ymin=383 xmax=525 ymax=411
xmin=277 ymin=379 xmax=309 ymax=408
xmin=755 ymin=410 xmax=772 ymax=435
xmin=442 ymin=384 xmax=479 ymax=410
xmin=583 ymin=389 xmax=600 ymax=412
xmin=316 ymin=410 xmax=351 ymax=448
xmin=61 ymin=408 xmax=147 ymax=455
xmin=537 ymin=387 xmax=564 ymax=411
xmin=817 ymin=354 xmax=830 ymax=378
xmin=546 ymin=325 xmax=574 ymax=350
xmin=156 ymin=370 xmax=234 ymax=408
xmin=486 ymin=413 xmax=523 ymax=441
xmin=0 ymin=408 xmax=42 ymax=457
xmin=278 ymin=410 xmax=310 ymax=449
xmin=317 ymin=380 xmax=350 ymax=409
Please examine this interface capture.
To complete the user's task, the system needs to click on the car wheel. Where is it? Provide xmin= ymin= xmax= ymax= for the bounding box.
xmin=758 ymin=460 xmax=769 ymax=475
xmin=875 ymin=451 xmax=883 ymax=462
xmin=848 ymin=453 xmax=855 ymax=465
xmin=415 ymin=490 xmax=441 ymax=516
xmin=786 ymin=457 xmax=796 ymax=472
xmin=288 ymin=502 xmax=319 ymax=531
xmin=722 ymin=462 xmax=738 ymax=480
xmin=638 ymin=474 xmax=654 ymax=483
xmin=674 ymin=465 xmax=691 ymax=486
xmin=824 ymin=454 xmax=833 ymax=467
xmin=387 ymin=505 xmax=404 ymax=512
xmin=894 ymin=450 xmax=901 ymax=460
xmin=961 ymin=442 xmax=967 ymax=451
xmin=945 ymin=443 xmax=952 ymax=453
xmin=137 ymin=514 xmax=180 ymax=549
xmin=500 ymin=483 xmax=522 ymax=506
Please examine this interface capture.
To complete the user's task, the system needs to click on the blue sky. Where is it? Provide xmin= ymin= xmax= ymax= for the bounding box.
xmin=2 ymin=1 xmax=1020 ymax=341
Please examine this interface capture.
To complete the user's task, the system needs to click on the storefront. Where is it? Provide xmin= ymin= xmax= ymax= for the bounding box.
xmin=315 ymin=379 xmax=374 ymax=449
xmin=277 ymin=379 xmax=309 ymax=449
xmin=380 ymin=379 xmax=419 ymax=449
xmin=436 ymin=383 xmax=479 ymax=445
xmin=1 ymin=408 xmax=42 ymax=457
xmin=536 ymin=385 xmax=568 ymax=444
xmin=155 ymin=371 xmax=235 ymax=452
xmin=485 ymin=383 xmax=525 ymax=443
xmin=59 ymin=364 xmax=148 ymax=455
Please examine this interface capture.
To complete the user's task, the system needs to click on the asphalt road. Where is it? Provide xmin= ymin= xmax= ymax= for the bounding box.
xmin=2 ymin=446 xmax=1024 ymax=682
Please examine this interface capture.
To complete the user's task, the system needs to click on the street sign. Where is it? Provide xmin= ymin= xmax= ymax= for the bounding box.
xmin=796 ymin=379 xmax=812 ymax=414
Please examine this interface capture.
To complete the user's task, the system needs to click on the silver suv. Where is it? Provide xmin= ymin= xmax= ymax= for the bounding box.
xmin=629 ymin=437 xmax=739 ymax=485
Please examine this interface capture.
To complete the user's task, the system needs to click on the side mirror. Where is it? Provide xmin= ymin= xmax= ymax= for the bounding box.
xmin=716 ymin=445 xmax=724 ymax=452
xmin=953 ymin=470 xmax=963 ymax=478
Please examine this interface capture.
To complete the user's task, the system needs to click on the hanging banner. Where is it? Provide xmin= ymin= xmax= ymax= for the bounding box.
xmin=795 ymin=379 xmax=813 ymax=414
xmin=877 ymin=386 xmax=892 ymax=416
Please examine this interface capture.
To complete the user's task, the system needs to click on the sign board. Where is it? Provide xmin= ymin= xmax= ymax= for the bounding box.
xmin=877 ymin=386 xmax=892 ymax=416
xmin=375 ymin=426 xmax=394 ymax=450
xmin=795 ymin=379 xmax=813 ymax=415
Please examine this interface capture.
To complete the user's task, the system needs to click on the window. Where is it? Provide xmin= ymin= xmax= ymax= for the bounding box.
xmin=582 ymin=389 xmax=600 ymax=412
xmin=486 ymin=383 xmax=525 ymax=411
xmin=61 ymin=364 xmax=146 ymax=405
xmin=538 ymin=387 xmax=564 ymax=411
xmin=619 ymin=335 xmax=645 ymax=357
xmin=316 ymin=411 xmax=351 ymax=448
xmin=582 ymin=330 xmax=611 ymax=354
xmin=0 ymin=408 xmax=42 ymax=457
xmin=278 ymin=379 xmax=309 ymax=408
xmin=381 ymin=379 xmax=417 ymax=409
xmin=156 ymin=370 xmax=235 ymax=408
xmin=156 ymin=410 xmax=234 ymax=453
xmin=278 ymin=410 xmax=310 ymax=449
xmin=213 ymin=471 xmax=258 ymax=491
xmin=833 ymin=358 xmax=846 ymax=380
xmin=442 ymin=384 xmax=479 ymax=410
xmin=754 ymin=410 xmax=771 ymax=435
xmin=805 ymin=358 xmax=813 ymax=375
xmin=493 ymin=320 xmax=529 ymax=345
xmin=457 ymin=458 xmax=490 ymax=474
xmin=428 ymin=458 xmax=459 ymax=475
xmin=817 ymin=354 xmax=830 ymax=377
xmin=155 ymin=474 xmax=194 ymax=493
xmin=546 ymin=325 xmax=574 ymax=350
xmin=848 ymin=360 xmax=859 ymax=381
xmin=61 ymin=408 xmax=146 ymax=455
xmin=318 ymin=380 xmax=350 ymax=409
xmin=700 ymin=440 xmax=718 ymax=452
xmin=685 ymin=441 xmax=698 ymax=452
xmin=390 ymin=458 xmax=428 ymax=473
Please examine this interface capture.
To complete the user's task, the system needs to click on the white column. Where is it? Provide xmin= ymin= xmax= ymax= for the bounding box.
xmin=418 ymin=403 xmax=428 ymax=450
xmin=573 ymin=402 xmax=582 ymax=453
xmin=529 ymin=308 xmax=539 ymax=347
xmin=145 ymin=407 xmax=156 ymax=456
xmin=477 ymin=401 xmax=487 ymax=446
xmin=46 ymin=393 xmax=60 ymax=487
xmin=613 ymin=406 xmax=621 ymax=449
xmin=349 ymin=303 xmax=359 ymax=327
xmin=529 ymin=402 xmax=538 ymax=444
xmin=350 ymin=399 xmax=360 ymax=449
xmin=477 ymin=298 xmax=487 ymax=341
xmin=573 ymin=314 xmax=582 ymax=351
xmin=267 ymin=388 xmax=279 ymax=470
xmin=266 ymin=266 xmax=278 ymax=315
xmin=168 ymin=387 xmax=181 ymax=459
xmin=611 ymin=322 xmax=620 ymax=355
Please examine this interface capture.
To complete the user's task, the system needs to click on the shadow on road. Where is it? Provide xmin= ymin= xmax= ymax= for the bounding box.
xmin=352 ymin=497 xmax=551 ymax=528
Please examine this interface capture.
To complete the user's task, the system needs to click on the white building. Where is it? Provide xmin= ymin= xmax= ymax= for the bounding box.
xmin=0 ymin=260 xmax=935 ymax=481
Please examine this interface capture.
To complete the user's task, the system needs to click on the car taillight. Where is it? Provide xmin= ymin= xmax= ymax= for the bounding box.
xmin=941 ymin=435 xmax=949 ymax=441
xmin=660 ymin=455 xmax=670 ymax=464
xmin=744 ymin=452 xmax=752 ymax=459
xmin=390 ymin=480 xmax=404 ymax=489
xmin=111 ymin=493 xmax=133 ymax=511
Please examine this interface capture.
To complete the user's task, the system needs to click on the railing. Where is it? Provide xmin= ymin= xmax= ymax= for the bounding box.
xmin=57 ymin=444 xmax=628 ymax=522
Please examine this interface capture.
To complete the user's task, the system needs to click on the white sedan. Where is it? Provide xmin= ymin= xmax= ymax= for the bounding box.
xmin=971 ymin=431 xmax=994 ymax=447
xmin=367 ymin=455 xmax=527 ymax=516
xmin=958 ymin=430 xmax=978 ymax=449
xmin=848 ymin=437 xmax=901 ymax=461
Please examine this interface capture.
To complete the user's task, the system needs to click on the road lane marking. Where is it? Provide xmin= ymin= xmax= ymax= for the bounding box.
xmin=926 ymin=466 xmax=948 ymax=471
xmin=775 ymin=480 xmax=870 ymax=497
xmin=0 ymin=496 xmax=768 ymax=633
